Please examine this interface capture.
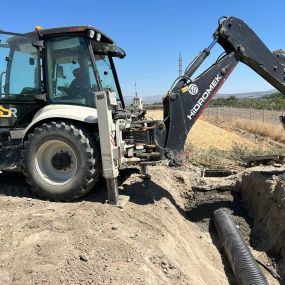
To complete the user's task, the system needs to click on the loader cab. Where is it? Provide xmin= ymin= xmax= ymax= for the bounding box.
xmin=0 ymin=26 xmax=125 ymax=128
xmin=43 ymin=27 xmax=126 ymax=109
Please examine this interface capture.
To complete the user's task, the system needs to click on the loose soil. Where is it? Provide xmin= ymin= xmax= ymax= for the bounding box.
xmin=0 ymin=165 xmax=282 ymax=285
xmin=0 ymin=110 xmax=284 ymax=284
xmin=0 ymin=167 xmax=230 ymax=285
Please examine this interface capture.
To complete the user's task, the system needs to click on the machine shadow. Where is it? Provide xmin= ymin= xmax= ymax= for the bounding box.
xmin=119 ymin=178 xmax=185 ymax=215
xmin=0 ymin=172 xmax=36 ymax=198
xmin=0 ymin=172 xmax=108 ymax=203
xmin=0 ymin=169 xmax=239 ymax=283
xmin=0 ymin=168 xmax=185 ymax=213
xmin=0 ymin=168 xmax=140 ymax=203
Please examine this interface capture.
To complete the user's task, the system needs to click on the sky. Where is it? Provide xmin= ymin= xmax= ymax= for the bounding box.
xmin=1 ymin=0 xmax=285 ymax=98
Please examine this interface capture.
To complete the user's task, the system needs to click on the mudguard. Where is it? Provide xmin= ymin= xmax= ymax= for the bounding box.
xmin=10 ymin=105 xmax=98 ymax=140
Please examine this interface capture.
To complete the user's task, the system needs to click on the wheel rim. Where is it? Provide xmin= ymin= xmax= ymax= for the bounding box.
xmin=35 ymin=140 xmax=78 ymax=186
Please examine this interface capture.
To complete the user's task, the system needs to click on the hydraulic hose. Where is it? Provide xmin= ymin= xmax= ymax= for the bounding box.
xmin=213 ymin=209 xmax=269 ymax=285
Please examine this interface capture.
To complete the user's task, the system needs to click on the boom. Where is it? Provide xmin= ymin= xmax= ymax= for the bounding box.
xmin=157 ymin=16 xmax=285 ymax=165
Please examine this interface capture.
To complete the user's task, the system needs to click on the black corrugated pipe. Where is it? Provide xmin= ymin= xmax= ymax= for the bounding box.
xmin=213 ymin=209 xmax=269 ymax=285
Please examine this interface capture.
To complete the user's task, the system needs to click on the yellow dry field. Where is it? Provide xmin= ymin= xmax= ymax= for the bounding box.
xmin=147 ymin=110 xmax=258 ymax=150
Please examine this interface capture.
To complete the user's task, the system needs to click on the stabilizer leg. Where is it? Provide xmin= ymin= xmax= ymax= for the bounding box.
xmin=106 ymin=178 xmax=119 ymax=205
xmin=96 ymin=91 xmax=121 ymax=206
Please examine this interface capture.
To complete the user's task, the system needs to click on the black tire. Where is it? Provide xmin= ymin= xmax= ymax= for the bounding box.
xmin=22 ymin=121 xmax=101 ymax=201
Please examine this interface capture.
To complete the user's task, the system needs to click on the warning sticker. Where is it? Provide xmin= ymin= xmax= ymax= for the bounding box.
xmin=181 ymin=86 xmax=189 ymax=93
xmin=108 ymin=92 xmax=117 ymax=106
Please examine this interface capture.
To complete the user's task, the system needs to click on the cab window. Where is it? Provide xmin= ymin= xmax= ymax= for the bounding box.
xmin=46 ymin=36 xmax=99 ymax=107
xmin=95 ymin=55 xmax=119 ymax=97
xmin=0 ymin=33 xmax=40 ymax=100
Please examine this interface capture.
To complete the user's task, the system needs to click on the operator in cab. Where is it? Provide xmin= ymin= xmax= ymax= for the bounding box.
xmin=58 ymin=67 xmax=90 ymax=99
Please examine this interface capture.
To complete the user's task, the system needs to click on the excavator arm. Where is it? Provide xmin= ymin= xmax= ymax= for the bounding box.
xmin=216 ymin=17 xmax=285 ymax=91
xmin=158 ymin=16 xmax=285 ymax=165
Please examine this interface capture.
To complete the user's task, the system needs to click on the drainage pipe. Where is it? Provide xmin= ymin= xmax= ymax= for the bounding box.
xmin=213 ymin=209 xmax=268 ymax=285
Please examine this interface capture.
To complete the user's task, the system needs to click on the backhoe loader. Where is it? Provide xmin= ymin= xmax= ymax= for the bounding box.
xmin=0 ymin=17 xmax=284 ymax=204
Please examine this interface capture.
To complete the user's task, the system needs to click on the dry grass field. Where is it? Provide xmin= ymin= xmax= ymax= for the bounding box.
xmin=229 ymin=118 xmax=285 ymax=143
xmin=147 ymin=110 xmax=260 ymax=150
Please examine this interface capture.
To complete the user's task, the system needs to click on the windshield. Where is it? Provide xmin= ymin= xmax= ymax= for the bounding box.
xmin=46 ymin=36 xmax=99 ymax=107
xmin=94 ymin=54 xmax=119 ymax=98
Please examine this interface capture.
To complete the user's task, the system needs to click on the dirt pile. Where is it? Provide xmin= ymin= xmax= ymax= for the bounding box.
xmin=237 ymin=166 xmax=285 ymax=279
xmin=0 ymin=167 xmax=231 ymax=285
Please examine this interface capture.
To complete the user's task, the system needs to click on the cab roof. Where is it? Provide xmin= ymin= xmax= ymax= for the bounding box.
xmin=26 ymin=25 xmax=115 ymax=44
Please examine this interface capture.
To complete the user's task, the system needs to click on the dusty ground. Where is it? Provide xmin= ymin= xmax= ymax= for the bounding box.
xmin=0 ymin=165 xmax=282 ymax=285
xmin=0 ymin=167 xmax=234 ymax=285
xmin=0 ymin=111 xmax=284 ymax=284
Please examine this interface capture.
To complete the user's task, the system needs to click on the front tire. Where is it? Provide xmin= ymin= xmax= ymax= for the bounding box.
xmin=22 ymin=121 xmax=101 ymax=201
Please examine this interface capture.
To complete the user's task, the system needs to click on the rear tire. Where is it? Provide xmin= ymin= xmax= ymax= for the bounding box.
xmin=22 ymin=121 xmax=101 ymax=201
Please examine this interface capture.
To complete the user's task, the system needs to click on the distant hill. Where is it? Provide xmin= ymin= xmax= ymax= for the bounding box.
xmin=124 ymin=89 xmax=277 ymax=105
xmin=210 ymin=91 xmax=285 ymax=110
xmin=216 ymin=89 xmax=277 ymax=99
xmin=124 ymin=95 xmax=164 ymax=105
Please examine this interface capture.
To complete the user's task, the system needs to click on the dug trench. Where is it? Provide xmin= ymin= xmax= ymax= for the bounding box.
xmin=0 ymin=165 xmax=284 ymax=284
xmin=185 ymin=164 xmax=285 ymax=285
xmin=237 ymin=167 xmax=285 ymax=283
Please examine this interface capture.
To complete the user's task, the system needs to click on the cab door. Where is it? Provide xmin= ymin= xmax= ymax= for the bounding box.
xmin=0 ymin=32 xmax=42 ymax=128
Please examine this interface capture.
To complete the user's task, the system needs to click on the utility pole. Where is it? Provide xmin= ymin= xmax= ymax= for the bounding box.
xmin=178 ymin=52 xmax=183 ymax=76
xmin=135 ymin=82 xmax=138 ymax=98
